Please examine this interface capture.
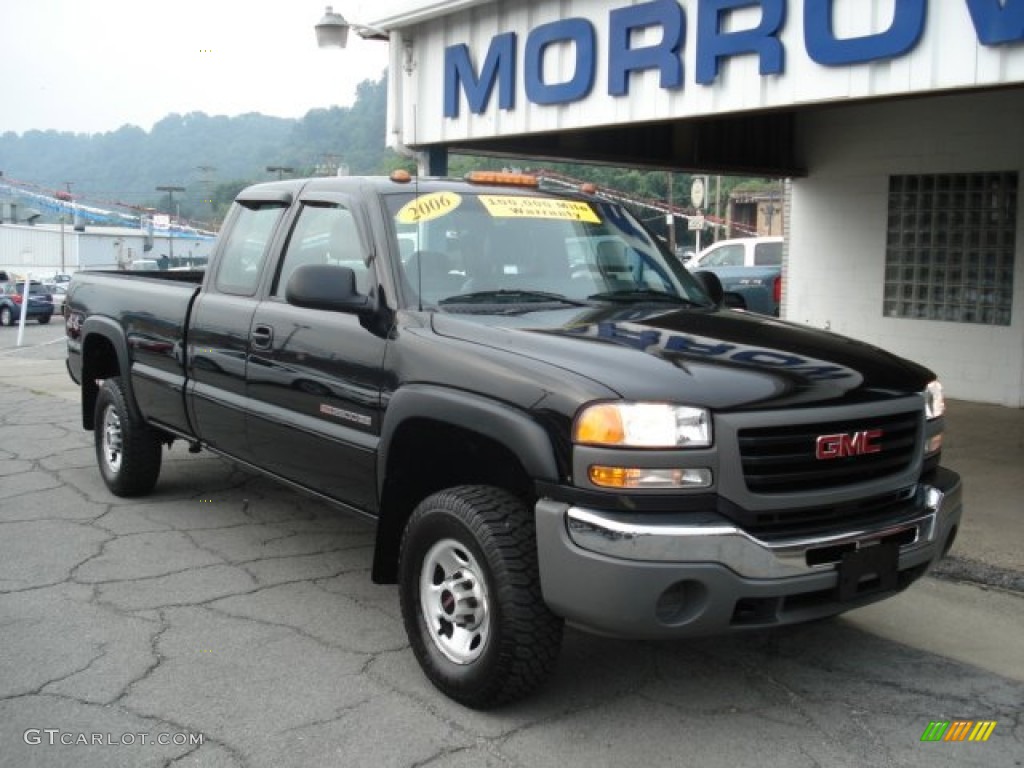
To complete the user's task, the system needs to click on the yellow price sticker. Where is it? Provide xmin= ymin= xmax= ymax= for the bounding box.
xmin=396 ymin=191 xmax=462 ymax=224
xmin=479 ymin=195 xmax=601 ymax=223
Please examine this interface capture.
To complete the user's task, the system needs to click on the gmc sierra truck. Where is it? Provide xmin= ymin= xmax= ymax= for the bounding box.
xmin=66 ymin=171 xmax=962 ymax=708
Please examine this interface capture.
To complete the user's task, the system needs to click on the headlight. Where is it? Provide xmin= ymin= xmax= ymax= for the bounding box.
xmin=924 ymin=380 xmax=945 ymax=420
xmin=573 ymin=402 xmax=712 ymax=448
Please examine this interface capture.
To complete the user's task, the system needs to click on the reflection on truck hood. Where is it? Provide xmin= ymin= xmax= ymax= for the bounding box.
xmin=430 ymin=307 xmax=933 ymax=411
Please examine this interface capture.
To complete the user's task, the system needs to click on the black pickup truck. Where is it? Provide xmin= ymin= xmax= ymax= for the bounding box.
xmin=66 ymin=171 xmax=962 ymax=708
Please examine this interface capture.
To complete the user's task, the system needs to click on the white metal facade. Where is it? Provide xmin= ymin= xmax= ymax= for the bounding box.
xmin=377 ymin=0 xmax=1024 ymax=148
xmin=787 ymin=89 xmax=1024 ymax=407
xmin=0 ymin=224 xmax=215 ymax=276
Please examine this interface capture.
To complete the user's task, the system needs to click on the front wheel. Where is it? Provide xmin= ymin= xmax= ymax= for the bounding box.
xmin=94 ymin=377 xmax=163 ymax=496
xmin=0 ymin=306 xmax=12 ymax=326
xmin=399 ymin=485 xmax=563 ymax=709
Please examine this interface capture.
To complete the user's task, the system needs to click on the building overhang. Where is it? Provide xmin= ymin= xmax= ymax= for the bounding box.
xmin=436 ymin=109 xmax=802 ymax=177
xmin=374 ymin=0 xmax=1024 ymax=173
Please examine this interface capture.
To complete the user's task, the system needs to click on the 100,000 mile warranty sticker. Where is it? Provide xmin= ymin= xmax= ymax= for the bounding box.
xmin=479 ymin=196 xmax=600 ymax=222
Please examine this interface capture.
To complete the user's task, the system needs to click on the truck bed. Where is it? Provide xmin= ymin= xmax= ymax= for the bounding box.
xmin=66 ymin=269 xmax=203 ymax=436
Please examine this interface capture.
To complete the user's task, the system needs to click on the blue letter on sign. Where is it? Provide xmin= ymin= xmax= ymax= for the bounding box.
xmin=444 ymin=32 xmax=517 ymax=118
xmin=696 ymin=0 xmax=786 ymax=85
xmin=608 ymin=0 xmax=685 ymax=97
xmin=966 ymin=0 xmax=1024 ymax=45
xmin=805 ymin=0 xmax=926 ymax=66
xmin=525 ymin=18 xmax=597 ymax=105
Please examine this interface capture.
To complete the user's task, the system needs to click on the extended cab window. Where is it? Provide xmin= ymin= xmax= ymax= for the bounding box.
xmin=703 ymin=244 xmax=744 ymax=267
xmin=214 ymin=202 xmax=286 ymax=295
xmin=273 ymin=203 xmax=368 ymax=298
xmin=753 ymin=242 xmax=782 ymax=266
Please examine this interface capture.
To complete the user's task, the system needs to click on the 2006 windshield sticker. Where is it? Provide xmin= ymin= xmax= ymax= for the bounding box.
xmin=396 ymin=191 xmax=462 ymax=224
xmin=479 ymin=195 xmax=601 ymax=223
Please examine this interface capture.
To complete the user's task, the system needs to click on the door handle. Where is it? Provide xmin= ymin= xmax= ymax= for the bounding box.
xmin=251 ymin=324 xmax=274 ymax=350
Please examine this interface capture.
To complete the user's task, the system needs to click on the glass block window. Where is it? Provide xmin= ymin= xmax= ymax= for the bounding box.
xmin=884 ymin=172 xmax=1017 ymax=325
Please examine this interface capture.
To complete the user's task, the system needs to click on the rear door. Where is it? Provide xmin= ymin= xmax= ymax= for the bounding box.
xmin=187 ymin=192 xmax=290 ymax=461
xmin=244 ymin=191 xmax=386 ymax=513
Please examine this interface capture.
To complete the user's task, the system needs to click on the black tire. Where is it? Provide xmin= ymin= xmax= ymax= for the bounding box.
xmin=0 ymin=306 xmax=12 ymax=326
xmin=398 ymin=485 xmax=564 ymax=709
xmin=38 ymin=314 xmax=52 ymax=325
xmin=94 ymin=377 xmax=163 ymax=497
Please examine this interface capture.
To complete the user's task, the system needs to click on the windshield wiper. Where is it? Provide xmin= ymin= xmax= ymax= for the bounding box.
xmin=586 ymin=289 xmax=703 ymax=306
xmin=439 ymin=289 xmax=588 ymax=307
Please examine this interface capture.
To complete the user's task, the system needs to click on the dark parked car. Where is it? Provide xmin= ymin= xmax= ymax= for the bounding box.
xmin=0 ymin=281 xmax=54 ymax=325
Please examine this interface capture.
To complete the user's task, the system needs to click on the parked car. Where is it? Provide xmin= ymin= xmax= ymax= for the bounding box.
xmin=691 ymin=236 xmax=783 ymax=269
xmin=44 ymin=282 xmax=69 ymax=313
xmin=691 ymin=237 xmax=784 ymax=316
xmin=0 ymin=281 xmax=54 ymax=325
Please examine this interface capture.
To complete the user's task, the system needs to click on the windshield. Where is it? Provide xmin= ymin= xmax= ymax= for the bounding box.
xmin=384 ymin=190 xmax=710 ymax=310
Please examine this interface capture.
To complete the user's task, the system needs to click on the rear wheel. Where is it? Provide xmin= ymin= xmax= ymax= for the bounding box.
xmin=94 ymin=377 xmax=162 ymax=496
xmin=398 ymin=485 xmax=563 ymax=709
xmin=0 ymin=306 xmax=12 ymax=326
xmin=38 ymin=314 xmax=52 ymax=325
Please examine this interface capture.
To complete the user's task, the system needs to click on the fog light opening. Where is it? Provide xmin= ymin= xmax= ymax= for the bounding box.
xmin=654 ymin=580 xmax=709 ymax=626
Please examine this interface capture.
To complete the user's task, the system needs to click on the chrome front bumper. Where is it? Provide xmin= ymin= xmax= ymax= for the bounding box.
xmin=566 ymin=484 xmax=951 ymax=580
xmin=534 ymin=468 xmax=963 ymax=639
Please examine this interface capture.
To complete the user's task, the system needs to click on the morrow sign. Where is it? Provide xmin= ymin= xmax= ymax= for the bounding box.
xmin=444 ymin=0 xmax=1024 ymax=117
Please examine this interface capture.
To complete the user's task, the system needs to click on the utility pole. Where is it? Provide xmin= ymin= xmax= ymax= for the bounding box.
xmin=714 ymin=175 xmax=722 ymax=244
xmin=196 ymin=165 xmax=217 ymax=222
xmin=61 ymin=181 xmax=76 ymax=269
xmin=666 ymin=172 xmax=676 ymax=255
xmin=156 ymin=185 xmax=185 ymax=264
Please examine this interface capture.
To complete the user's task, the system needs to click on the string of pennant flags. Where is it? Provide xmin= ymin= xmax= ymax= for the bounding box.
xmin=0 ymin=176 xmax=216 ymax=239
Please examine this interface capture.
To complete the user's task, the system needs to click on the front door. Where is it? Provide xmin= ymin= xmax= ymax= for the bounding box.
xmin=245 ymin=196 xmax=386 ymax=513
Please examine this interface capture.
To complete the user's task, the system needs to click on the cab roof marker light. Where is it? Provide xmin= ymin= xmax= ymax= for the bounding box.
xmin=389 ymin=169 xmax=413 ymax=184
xmin=465 ymin=171 xmax=539 ymax=187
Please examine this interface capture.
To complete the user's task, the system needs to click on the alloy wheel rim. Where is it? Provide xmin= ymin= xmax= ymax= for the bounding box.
xmin=101 ymin=405 xmax=123 ymax=474
xmin=419 ymin=538 xmax=490 ymax=665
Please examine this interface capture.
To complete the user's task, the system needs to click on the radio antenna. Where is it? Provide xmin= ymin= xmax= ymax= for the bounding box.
xmin=413 ymin=105 xmax=424 ymax=311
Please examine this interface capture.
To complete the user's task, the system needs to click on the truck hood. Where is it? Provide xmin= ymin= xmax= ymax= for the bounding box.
xmin=430 ymin=306 xmax=934 ymax=411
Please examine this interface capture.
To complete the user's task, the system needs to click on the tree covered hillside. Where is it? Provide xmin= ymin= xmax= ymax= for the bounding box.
xmin=0 ymin=75 xmax=393 ymax=224
xmin=2 ymin=71 xmax=771 ymax=238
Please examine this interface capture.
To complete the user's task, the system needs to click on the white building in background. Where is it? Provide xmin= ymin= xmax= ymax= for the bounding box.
xmin=0 ymin=222 xmax=214 ymax=278
xmin=363 ymin=0 xmax=1024 ymax=406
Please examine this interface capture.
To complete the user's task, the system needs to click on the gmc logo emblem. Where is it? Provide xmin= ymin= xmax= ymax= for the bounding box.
xmin=815 ymin=429 xmax=884 ymax=460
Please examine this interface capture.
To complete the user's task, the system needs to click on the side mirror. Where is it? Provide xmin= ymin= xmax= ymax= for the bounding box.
xmin=286 ymin=264 xmax=371 ymax=314
xmin=693 ymin=270 xmax=745 ymax=310
xmin=693 ymin=270 xmax=723 ymax=305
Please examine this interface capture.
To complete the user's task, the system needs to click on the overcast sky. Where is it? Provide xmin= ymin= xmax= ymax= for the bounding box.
xmin=1 ymin=1 xmax=392 ymax=135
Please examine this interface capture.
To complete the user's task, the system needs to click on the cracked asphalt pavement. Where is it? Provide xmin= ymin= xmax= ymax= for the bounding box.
xmin=1 ymin=325 xmax=1022 ymax=767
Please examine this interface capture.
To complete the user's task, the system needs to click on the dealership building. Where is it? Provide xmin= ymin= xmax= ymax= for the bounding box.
xmin=353 ymin=0 xmax=1024 ymax=406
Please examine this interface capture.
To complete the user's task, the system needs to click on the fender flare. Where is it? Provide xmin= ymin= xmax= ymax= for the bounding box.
xmin=377 ymin=384 xmax=560 ymax=496
xmin=80 ymin=315 xmax=144 ymax=426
